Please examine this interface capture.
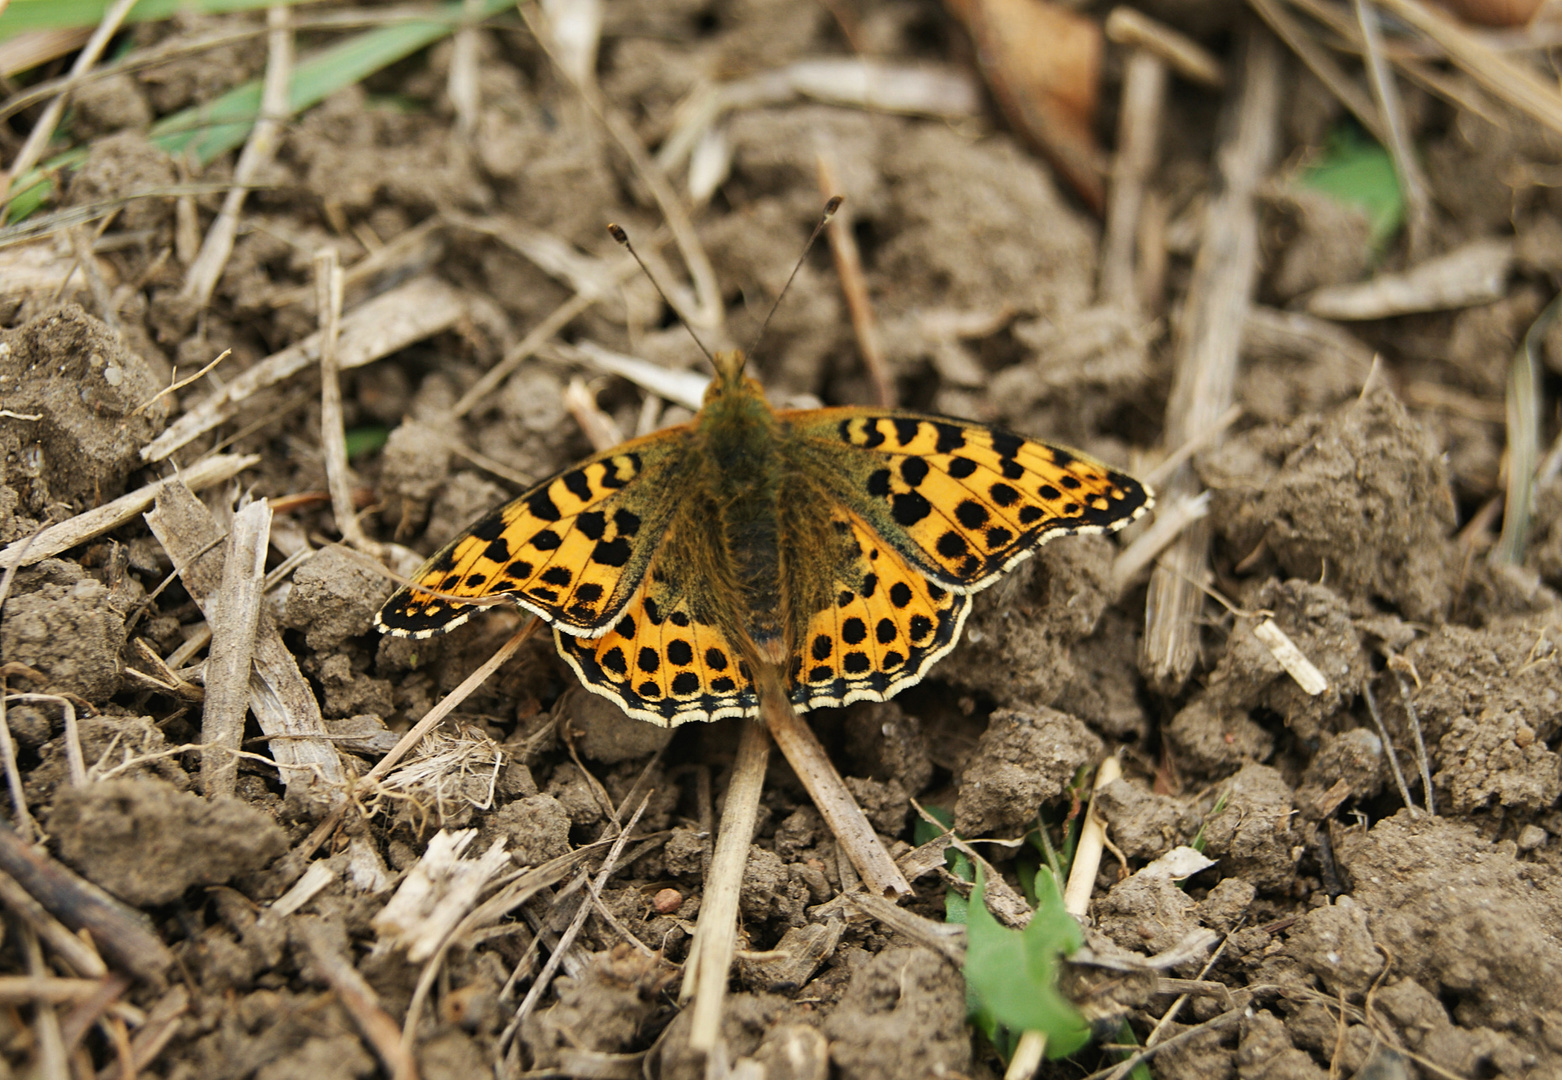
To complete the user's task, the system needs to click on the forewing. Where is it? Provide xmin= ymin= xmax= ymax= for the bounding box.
xmin=555 ymin=577 xmax=757 ymax=727
xmin=786 ymin=409 xmax=1152 ymax=592
xmin=788 ymin=509 xmax=968 ymax=711
xmin=374 ymin=432 xmax=682 ymax=639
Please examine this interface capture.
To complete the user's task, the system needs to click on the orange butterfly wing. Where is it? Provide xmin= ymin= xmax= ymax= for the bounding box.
xmin=777 ymin=409 xmax=1151 ymax=705
xmin=374 ymin=429 xmax=686 ymax=640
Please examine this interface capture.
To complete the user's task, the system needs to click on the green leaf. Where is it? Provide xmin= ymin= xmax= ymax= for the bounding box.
xmin=963 ymin=868 xmax=1091 ymax=1060
xmin=1114 ymin=1020 xmax=1154 ymax=1080
xmin=945 ymin=888 xmax=970 ymax=925
xmin=1297 ymin=128 xmax=1405 ymax=250
xmin=0 ymin=0 xmax=287 ymax=40
xmin=345 ymin=425 xmax=389 ymax=460
xmin=913 ymin=804 xmax=954 ymax=846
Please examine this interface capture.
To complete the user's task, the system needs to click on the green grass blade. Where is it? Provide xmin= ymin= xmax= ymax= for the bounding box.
xmin=4 ymin=0 xmax=513 ymax=221
xmin=0 ymin=0 xmax=308 ymax=41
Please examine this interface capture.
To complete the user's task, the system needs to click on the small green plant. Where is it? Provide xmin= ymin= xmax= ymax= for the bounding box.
xmin=345 ymin=425 xmax=389 ymax=460
xmin=1297 ymin=126 xmax=1406 ymax=252
xmin=962 ymin=866 xmax=1091 ymax=1061
xmin=1190 ymin=788 xmax=1230 ymax=854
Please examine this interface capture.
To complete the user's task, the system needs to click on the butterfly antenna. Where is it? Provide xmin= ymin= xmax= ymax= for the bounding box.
xmin=749 ymin=196 xmax=843 ymax=358
xmin=607 ymin=223 xmax=716 ymax=366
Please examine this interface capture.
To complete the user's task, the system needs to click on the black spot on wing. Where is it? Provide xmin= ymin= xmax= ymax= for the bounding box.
xmin=562 ymin=470 xmax=592 ymax=502
xmin=934 ymin=423 xmax=966 ymax=454
xmin=593 ymin=537 xmax=631 ymax=566
xmin=470 ymin=514 xmax=506 ymax=542
xmin=527 ymin=490 xmax=561 ymax=522
xmin=891 ymin=492 xmax=932 ymax=526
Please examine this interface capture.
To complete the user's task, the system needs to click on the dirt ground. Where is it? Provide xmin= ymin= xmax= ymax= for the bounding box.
xmin=2 ymin=0 xmax=1562 ymax=1077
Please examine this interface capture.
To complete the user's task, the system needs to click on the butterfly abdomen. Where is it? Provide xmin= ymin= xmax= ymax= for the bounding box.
xmin=695 ymin=371 xmax=789 ymax=654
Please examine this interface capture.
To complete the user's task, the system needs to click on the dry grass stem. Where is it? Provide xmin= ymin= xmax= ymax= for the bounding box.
xmin=1305 ymin=237 xmax=1513 ymax=319
xmin=0 ymin=686 xmax=31 ymax=841
xmin=299 ymin=918 xmax=418 ymax=1080
xmin=97 ymin=986 xmax=189 ymax=1080
xmin=449 ymin=0 xmax=484 ymax=135
xmin=660 ymin=60 xmax=980 ymax=180
xmin=143 ymin=276 xmax=467 ymax=463
xmin=200 ymin=499 xmax=272 ymax=798
xmin=761 ymin=680 xmax=911 ymax=899
xmin=181 ymin=4 xmax=292 ymax=308
xmin=373 ymin=830 xmax=513 ymax=963
xmin=1351 ymin=0 xmax=1433 ymax=261
xmin=1007 ymin=759 xmax=1127 ymax=1076
xmin=1064 ymin=755 xmax=1120 ymax=917
xmin=1104 ymin=8 xmax=1225 ymax=87
xmin=503 ymin=794 xmax=653 ymax=1049
xmin=0 ymin=0 xmax=139 ymax=211
xmin=1099 ymin=47 xmax=1167 ymax=312
xmin=1390 ymin=666 xmax=1435 ymax=815
xmin=0 ymin=823 xmax=171 ymax=981
xmin=0 ymin=871 xmax=108 ymax=979
xmin=21 ymin=928 xmax=68 ymax=1080
xmin=816 ymin=156 xmax=891 ymax=406
xmin=1143 ymin=28 xmax=1281 ymax=692
xmin=847 ymin=892 xmax=963 ymax=966
xmin=441 ymin=434 xmax=535 ymax=487
xmin=0 ymin=976 xmax=115 ymax=1005
xmin=521 ymin=4 xmax=722 ymax=331
xmin=0 ymin=540 xmax=37 ymax=838
xmin=1243 ymin=306 xmax=1377 ymax=382
xmin=682 ymin=719 xmax=770 ymax=1054
xmin=134 ymin=349 xmax=231 ymax=417
xmin=1247 ymin=0 xmax=1389 ymax=145
xmin=1005 ymin=1030 xmax=1048 ymax=1080
xmin=66 ymin=226 xmax=120 ymax=332
xmin=266 ymin=860 xmax=338 ymax=921
xmin=1278 ymin=0 xmax=1504 ymax=127
xmin=268 ymin=217 xmax=445 ymax=308
xmin=565 ymin=376 xmax=626 ymax=453
xmin=1491 ymin=292 xmax=1562 ymax=566
xmin=563 ymin=339 xmax=710 ymax=410
xmin=145 ymin=482 xmax=344 ymax=801
xmin=0 ymin=29 xmax=93 ymax=85
xmin=1252 ymin=619 xmax=1330 ymax=694
xmin=450 ymin=281 xmax=627 ymax=420
xmin=1362 ymin=678 xmax=1420 ymax=813
xmin=1111 ymin=491 xmax=1210 ymax=596
xmin=314 ymin=249 xmax=374 ymax=552
xmin=1144 ymin=405 xmax=1241 ymax=491
xmin=6 ymin=694 xmax=84 ymax=787
xmin=1370 ymin=0 xmax=1562 ymax=137
xmin=363 ymin=620 xmax=537 ymax=786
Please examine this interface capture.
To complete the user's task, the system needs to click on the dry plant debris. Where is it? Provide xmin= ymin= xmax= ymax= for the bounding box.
xmin=1 ymin=0 xmax=1562 ymax=1077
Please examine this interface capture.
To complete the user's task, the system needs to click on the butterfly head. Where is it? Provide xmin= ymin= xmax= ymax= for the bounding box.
xmin=707 ymin=349 xmax=756 ymax=400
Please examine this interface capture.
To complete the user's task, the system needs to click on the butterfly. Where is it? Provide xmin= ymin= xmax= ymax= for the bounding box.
xmin=375 ymin=348 xmax=1153 ymax=727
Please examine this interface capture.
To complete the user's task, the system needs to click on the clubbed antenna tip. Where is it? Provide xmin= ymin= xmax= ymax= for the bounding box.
xmin=748 ymin=196 xmax=844 ymax=358
xmin=606 ymin=221 xmax=714 ymax=365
